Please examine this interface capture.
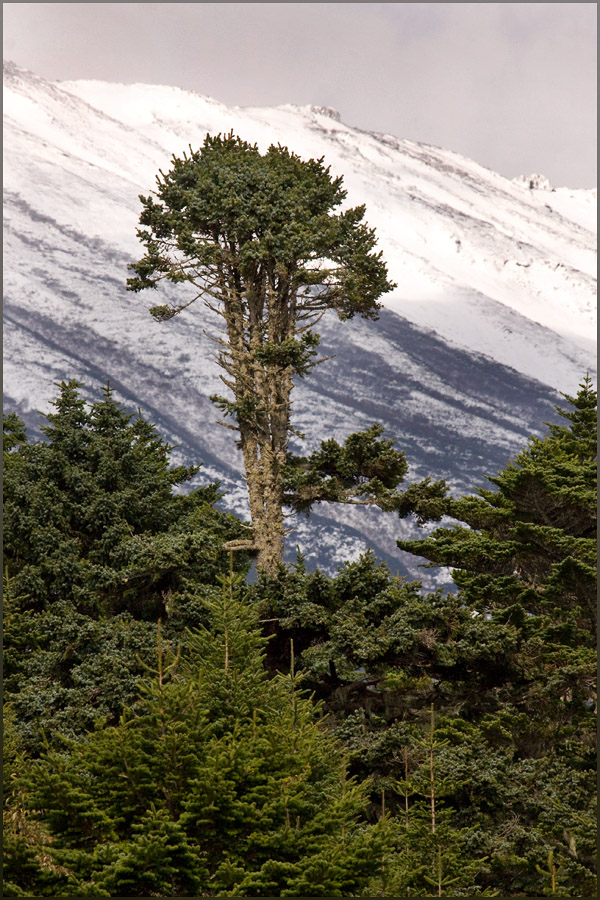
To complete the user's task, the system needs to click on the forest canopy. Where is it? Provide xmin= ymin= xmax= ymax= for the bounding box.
xmin=3 ymin=377 xmax=596 ymax=897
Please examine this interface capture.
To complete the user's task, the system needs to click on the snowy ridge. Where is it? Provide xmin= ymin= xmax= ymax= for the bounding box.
xmin=3 ymin=61 xmax=597 ymax=578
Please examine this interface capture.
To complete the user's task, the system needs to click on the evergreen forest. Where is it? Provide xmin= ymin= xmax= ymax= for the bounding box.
xmin=3 ymin=377 xmax=596 ymax=897
xmin=3 ymin=136 xmax=597 ymax=897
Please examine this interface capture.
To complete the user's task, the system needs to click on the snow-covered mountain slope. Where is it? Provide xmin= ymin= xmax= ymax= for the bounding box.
xmin=3 ymin=61 xmax=597 ymax=579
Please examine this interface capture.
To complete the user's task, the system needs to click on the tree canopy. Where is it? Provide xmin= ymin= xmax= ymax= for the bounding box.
xmin=250 ymin=379 xmax=597 ymax=897
xmin=3 ymin=377 xmax=596 ymax=897
xmin=3 ymin=381 xmax=248 ymax=753
xmin=7 ymin=572 xmax=393 ymax=898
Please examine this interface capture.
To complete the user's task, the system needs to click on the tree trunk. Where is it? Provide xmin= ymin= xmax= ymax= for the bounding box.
xmin=229 ymin=269 xmax=294 ymax=575
xmin=240 ymin=429 xmax=285 ymax=575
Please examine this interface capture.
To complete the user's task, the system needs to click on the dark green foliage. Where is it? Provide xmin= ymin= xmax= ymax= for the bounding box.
xmin=2 ymin=836 xmax=67 ymax=897
xmin=3 ymin=411 xmax=28 ymax=452
xmin=127 ymin=132 xmax=395 ymax=322
xmin=3 ymin=381 xmax=248 ymax=753
xmin=252 ymin=551 xmax=518 ymax=763
xmin=3 ymin=705 xmax=70 ymax=896
xmin=398 ymin=377 xmax=596 ymax=615
xmin=21 ymin=573 xmax=392 ymax=897
xmin=375 ymin=706 xmax=498 ymax=897
xmin=250 ymin=555 xmax=516 ymax=895
xmin=398 ymin=377 xmax=597 ymax=751
xmin=283 ymin=423 xmax=448 ymax=520
xmin=395 ymin=377 xmax=598 ymax=896
xmin=3 ymin=380 xmax=242 ymax=619
xmin=4 ymin=370 xmax=596 ymax=895
xmin=249 ymin=379 xmax=597 ymax=896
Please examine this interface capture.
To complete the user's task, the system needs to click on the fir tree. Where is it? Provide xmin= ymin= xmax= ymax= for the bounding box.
xmin=249 ymin=379 xmax=597 ymax=896
xmin=3 ymin=704 xmax=70 ymax=896
xmin=20 ymin=570 xmax=393 ymax=897
xmin=398 ymin=378 xmax=596 ymax=756
xmin=396 ymin=377 xmax=597 ymax=896
xmin=3 ymin=381 xmax=248 ymax=754
xmin=375 ymin=706 xmax=496 ymax=897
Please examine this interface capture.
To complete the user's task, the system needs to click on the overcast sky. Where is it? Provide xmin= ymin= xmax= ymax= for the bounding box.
xmin=3 ymin=2 xmax=597 ymax=187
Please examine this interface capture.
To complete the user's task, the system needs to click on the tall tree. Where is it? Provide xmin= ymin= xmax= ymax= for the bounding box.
xmin=397 ymin=375 xmax=597 ymax=731
xmin=396 ymin=377 xmax=597 ymax=896
xmin=3 ymin=381 xmax=248 ymax=754
xmin=127 ymin=132 xmax=396 ymax=573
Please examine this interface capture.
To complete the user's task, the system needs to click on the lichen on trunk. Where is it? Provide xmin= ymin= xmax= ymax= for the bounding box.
xmin=127 ymin=133 xmax=395 ymax=572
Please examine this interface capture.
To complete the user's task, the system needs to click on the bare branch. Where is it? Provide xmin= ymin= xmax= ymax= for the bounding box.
xmin=223 ymin=539 xmax=256 ymax=551
xmin=216 ymin=419 xmax=240 ymax=432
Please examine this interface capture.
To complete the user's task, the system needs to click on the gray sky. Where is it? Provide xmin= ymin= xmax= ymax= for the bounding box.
xmin=3 ymin=2 xmax=597 ymax=187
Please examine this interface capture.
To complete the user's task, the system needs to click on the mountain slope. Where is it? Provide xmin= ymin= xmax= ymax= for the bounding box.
xmin=3 ymin=61 xmax=596 ymax=579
